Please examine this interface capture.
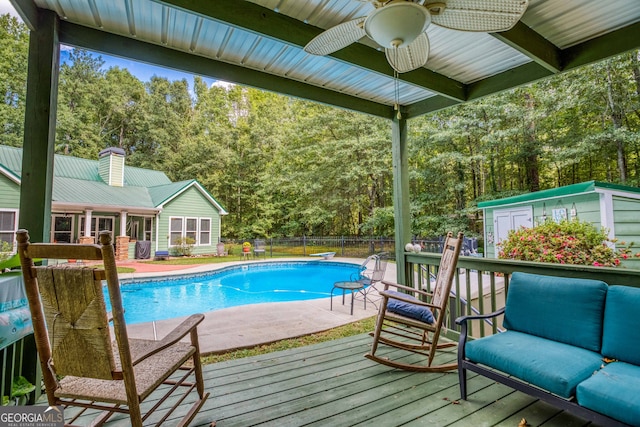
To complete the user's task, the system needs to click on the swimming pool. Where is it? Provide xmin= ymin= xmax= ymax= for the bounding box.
xmin=105 ymin=261 xmax=363 ymax=324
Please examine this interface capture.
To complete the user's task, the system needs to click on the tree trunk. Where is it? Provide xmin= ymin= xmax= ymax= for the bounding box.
xmin=606 ymin=63 xmax=627 ymax=183
xmin=523 ymin=92 xmax=540 ymax=192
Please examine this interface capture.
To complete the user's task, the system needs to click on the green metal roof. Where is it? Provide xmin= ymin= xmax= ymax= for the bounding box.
xmin=0 ymin=145 xmax=226 ymax=213
xmin=478 ymin=180 xmax=640 ymax=209
xmin=148 ymin=180 xmax=195 ymax=206
xmin=53 ymin=177 xmax=155 ymax=208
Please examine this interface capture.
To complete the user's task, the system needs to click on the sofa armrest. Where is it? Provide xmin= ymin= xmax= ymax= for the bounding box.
xmin=456 ymin=307 xmax=505 ymax=364
xmin=455 ymin=307 xmax=505 ymax=326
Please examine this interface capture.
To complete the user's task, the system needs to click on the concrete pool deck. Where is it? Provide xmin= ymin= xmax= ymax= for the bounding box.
xmin=117 ymin=257 xmax=396 ymax=354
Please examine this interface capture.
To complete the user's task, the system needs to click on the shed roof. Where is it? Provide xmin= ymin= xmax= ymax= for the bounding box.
xmin=0 ymin=145 xmax=227 ymax=214
xmin=478 ymin=181 xmax=640 ymax=209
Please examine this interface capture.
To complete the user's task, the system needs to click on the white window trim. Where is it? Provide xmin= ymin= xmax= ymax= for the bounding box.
xmin=168 ymin=216 xmax=213 ymax=246
xmin=50 ymin=214 xmax=75 ymax=244
xmin=185 ymin=216 xmax=198 ymax=244
xmin=169 ymin=216 xmax=184 ymax=247
xmin=79 ymin=215 xmax=115 ymax=242
xmin=199 ymin=217 xmax=212 ymax=246
xmin=0 ymin=209 xmax=19 ymax=251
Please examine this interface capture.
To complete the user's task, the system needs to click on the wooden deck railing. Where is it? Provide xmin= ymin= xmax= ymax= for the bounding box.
xmin=405 ymin=253 xmax=640 ymax=341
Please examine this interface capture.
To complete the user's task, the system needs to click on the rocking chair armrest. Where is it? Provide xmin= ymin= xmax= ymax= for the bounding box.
xmin=380 ymin=280 xmax=431 ymax=299
xmin=379 ymin=289 xmax=431 ymax=308
xmin=132 ymin=313 xmax=205 ymax=366
xmin=455 ymin=307 xmax=505 ymax=326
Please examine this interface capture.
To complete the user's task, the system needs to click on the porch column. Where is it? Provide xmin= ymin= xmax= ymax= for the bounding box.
xmin=120 ymin=211 xmax=127 ymax=236
xmin=392 ymin=115 xmax=411 ymax=284
xmin=78 ymin=210 xmax=93 ymax=244
xmin=114 ymin=211 xmax=129 ymax=261
xmin=18 ymin=10 xmax=60 ymax=243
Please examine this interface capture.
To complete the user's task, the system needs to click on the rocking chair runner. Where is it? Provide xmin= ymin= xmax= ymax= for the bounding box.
xmin=365 ymin=232 xmax=464 ymax=372
xmin=17 ymin=230 xmax=209 ymax=427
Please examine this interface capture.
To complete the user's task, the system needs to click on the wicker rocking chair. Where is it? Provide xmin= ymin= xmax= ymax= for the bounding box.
xmin=17 ymin=229 xmax=209 ymax=426
xmin=365 ymin=231 xmax=463 ymax=372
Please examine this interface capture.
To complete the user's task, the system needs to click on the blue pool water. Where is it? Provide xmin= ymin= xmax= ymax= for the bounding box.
xmin=104 ymin=261 xmax=362 ymax=324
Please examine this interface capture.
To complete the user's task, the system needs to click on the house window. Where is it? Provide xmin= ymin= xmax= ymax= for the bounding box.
xmin=51 ymin=215 xmax=73 ymax=243
xmin=200 ymin=218 xmax=211 ymax=245
xmin=130 ymin=221 xmax=139 ymax=240
xmin=0 ymin=210 xmax=18 ymax=249
xmin=186 ymin=218 xmax=198 ymax=242
xmin=169 ymin=216 xmax=212 ymax=246
xmin=79 ymin=216 xmax=114 ymax=242
xmin=170 ymin=217 xmax=183 ymax=245
xmin=144 ymin=218 xmax=152 ymax=241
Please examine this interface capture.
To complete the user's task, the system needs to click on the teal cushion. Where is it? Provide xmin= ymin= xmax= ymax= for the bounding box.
xmin=503 ymin=272 xmax=607 ymax=351
xmin=385 ymin=291 xmax=434 ymax=324
xmin=465 ymin=331 xmax=603 ymax=398
xmin=602 ymin=286 xmax=640 ymax=365
xmin=577 ymin=362 xmax=640 ymax=426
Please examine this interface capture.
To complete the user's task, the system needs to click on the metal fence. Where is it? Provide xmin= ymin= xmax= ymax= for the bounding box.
xmin=222 ymin=236 xmax=400 ymax=259
xmin=221 ymin=236 xmax=478 ymax=259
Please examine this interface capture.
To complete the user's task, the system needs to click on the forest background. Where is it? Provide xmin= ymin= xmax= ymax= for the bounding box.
xmin=1 ymin=15 xmax=639 ymax=240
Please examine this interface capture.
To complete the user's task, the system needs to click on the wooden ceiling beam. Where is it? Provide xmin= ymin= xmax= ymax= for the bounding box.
xmin=58 ymin=21 xmax=395 ymax=119
xmin=563 ymin=21 xmax=640 ymax=70
xmin=9 ymin=0 xmax=40 ymax=30
xmin=491 ymin=22 xmax=563 ymax=73
xmin=157 ymin=0 xmax=467 ymax=101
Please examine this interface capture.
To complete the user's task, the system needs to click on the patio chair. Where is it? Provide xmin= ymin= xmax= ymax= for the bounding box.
xmin=254 ymin=239 xmax=266 ymax=259
xmin=17 ymin=229 xmax=209 ymax=427
xmin=365 ymin=231 xmax=463 ymax=372
xmin=352 ymin=252 xmax=388 ymax=307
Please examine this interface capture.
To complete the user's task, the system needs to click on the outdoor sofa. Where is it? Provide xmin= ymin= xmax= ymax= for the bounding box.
xmin=457 ymin=272 xmax=640 ymax=427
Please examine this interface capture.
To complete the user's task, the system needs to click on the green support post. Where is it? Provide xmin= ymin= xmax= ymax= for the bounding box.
xmin=17 ymin=8 xmax=60 ymax=403
xmin=391 ymin=115 xmax=411 ymax=284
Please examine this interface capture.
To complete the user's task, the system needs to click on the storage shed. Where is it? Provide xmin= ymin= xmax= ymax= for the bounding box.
xmin=478 ymin=181 xmax=640 ymax=269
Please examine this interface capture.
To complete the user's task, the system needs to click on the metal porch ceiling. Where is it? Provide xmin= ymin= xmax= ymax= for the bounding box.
xmin=13 ymin=0 xmax=640 ymax=119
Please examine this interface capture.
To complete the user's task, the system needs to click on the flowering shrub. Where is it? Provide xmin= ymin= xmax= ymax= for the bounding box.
xmin=497 ymin=220 xmax=639 ymax=267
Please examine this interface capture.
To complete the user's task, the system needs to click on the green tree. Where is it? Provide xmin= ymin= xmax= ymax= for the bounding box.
xmin=0 ymin=14 xmax=28 ymax=147
xmin=56 ymin=49 xmax=106 ymax=157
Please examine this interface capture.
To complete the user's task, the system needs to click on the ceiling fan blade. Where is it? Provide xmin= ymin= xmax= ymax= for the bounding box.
xmin=430 ymin=0 xmax=529 ymax=32
xmin=385 ymin=32 xmax=429 ymax=73
xmin=304 ymin=17 xmax=367 ymax=56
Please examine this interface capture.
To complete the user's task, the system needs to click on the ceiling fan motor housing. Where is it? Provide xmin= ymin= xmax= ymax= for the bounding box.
xmin=364 ymin=1 xmax=431 ymax=48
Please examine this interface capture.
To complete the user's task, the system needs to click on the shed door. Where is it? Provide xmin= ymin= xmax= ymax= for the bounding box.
xmin=494 ymin=207 xmax=533 ymax=251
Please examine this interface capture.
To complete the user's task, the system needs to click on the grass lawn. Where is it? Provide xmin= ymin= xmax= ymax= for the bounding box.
xmin=201 ymin=316 xmax=376 ymax=364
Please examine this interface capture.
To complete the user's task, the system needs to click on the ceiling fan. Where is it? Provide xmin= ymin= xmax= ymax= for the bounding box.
xmin=304 ymin=0 xmax=530 ymax=73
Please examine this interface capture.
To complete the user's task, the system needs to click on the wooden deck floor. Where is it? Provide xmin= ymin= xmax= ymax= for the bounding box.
xmin=68 ymin=334 xmax=600 ymax=426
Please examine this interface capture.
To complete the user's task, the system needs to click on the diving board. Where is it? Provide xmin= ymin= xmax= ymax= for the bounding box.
xmin=310 ymin=252 xmax=336 ymax=260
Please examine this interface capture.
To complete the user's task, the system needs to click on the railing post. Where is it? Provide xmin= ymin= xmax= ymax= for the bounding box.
xmin=341 ymin=236 xmax=344 ymax=257
xmin=303 ymin=235 xmax=306 ymax=256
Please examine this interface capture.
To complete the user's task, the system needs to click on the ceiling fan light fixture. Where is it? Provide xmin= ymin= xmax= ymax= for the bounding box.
xmin=364 ymin=1 xmax=431 ymax=49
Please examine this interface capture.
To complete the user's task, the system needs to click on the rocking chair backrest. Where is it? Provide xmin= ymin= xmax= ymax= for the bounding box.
xmin=34 ymin=266 xmax=116 ymax=379
xmin=431 ymin=232 xmax=464 ymax=310
xmin=18 ymin=230 xmax=130 ymax=384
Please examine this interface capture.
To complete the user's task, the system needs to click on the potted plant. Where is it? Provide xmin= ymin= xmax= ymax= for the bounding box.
xmin=242 ymin=241 xmax=251 ymax=254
